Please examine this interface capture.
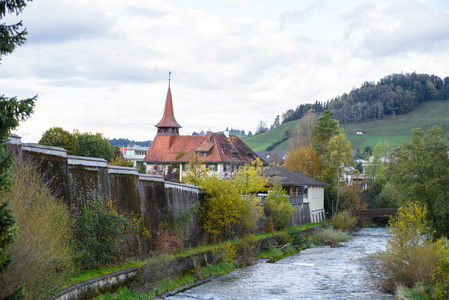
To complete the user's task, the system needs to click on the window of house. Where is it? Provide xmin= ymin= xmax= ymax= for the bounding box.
xmin=302 ymin=186 xmax=308 ymax=198
xmin=208 ymin=164 xmax=217 ymax=171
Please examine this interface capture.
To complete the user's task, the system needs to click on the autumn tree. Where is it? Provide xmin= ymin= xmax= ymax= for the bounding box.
xmin=389 ymin=125 xmax=449 ymax=238
xmin=39 ymin=127 xmax=79 ymax=155
xmin=283 ymin=145 xmax=324 ymax=179
xmin=198 ymin=175 xmax=245 ymax=240
xmin=233 ymin=159 xmax=267 ymax=195
xmin=182 ymin=154 xmax=208 ymax=186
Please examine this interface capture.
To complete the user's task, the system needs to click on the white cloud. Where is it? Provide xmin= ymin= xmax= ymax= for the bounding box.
xmin=2 ymin=0 xmax=449 ymax=143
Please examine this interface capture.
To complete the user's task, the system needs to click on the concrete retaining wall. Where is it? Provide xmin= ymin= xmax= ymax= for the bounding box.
xmin=10 ymin=137 xmax=203 ymax=248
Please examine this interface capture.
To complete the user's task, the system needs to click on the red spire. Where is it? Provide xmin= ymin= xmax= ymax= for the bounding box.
xmin=155 ymin=86 xmax=181 ymax=128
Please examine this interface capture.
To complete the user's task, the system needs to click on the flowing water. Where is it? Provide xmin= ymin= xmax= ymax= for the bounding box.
xmin=167 ymin=228 xmax=394 ymax=299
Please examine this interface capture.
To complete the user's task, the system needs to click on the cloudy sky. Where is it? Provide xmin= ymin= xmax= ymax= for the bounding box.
xmin=3 ymin=0 xmax=449 ymax=143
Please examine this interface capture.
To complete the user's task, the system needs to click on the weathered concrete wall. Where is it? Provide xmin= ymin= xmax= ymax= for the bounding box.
xmin=10 ymin=137 xmax=203 ymax=248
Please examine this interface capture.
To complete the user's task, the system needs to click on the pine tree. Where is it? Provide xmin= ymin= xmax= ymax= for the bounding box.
xmin=0 ymin=1 xmax=36 ymax=297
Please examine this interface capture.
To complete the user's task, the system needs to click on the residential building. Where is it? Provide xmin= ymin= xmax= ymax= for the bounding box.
xmin=143 ymin=83 xmax=264 ymax=180
xmin=123 ymin=145 xmax=149 ymax=168
xmin=260 ymin=167 xmax=330 ymax=223
xmin=255 ymin=151 xmax=287 ymax=166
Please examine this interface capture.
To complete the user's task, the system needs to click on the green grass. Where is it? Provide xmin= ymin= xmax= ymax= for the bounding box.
xmin=244 ymin=101 xmax=449 ymax=153
xmin=65 ymin=260 xmax=150 ymax=286
xmin=341 ymin=100 xmax=449 ymax=153
xmin=244 ymin=121 xmax=299 ymax=151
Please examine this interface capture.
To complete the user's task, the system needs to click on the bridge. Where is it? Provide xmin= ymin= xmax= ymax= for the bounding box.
xmin=352 ymin=209 xmax=398 ymax=218
xmin=352 ymin=209 xmax=398 ymax=226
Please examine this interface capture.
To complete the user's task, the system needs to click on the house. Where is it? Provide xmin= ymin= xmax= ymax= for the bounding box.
xmin=260 ymin=167 xmax=330 ymax=223
xmin=346 ymin=173 xmax=367 ymax=191
xmin=356 ymin=129 xmax=364 ymax=135
xmin=255 ymin=151 xmax=288 ymax=166
xmin=143 ymin=82 xmax=264 ymax=180
xmin=123 ymin=145 xmax=149 ymax=168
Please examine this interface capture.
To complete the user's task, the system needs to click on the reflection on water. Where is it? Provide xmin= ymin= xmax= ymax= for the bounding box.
xmin=167 ymin=228 xmax=394 ymax=300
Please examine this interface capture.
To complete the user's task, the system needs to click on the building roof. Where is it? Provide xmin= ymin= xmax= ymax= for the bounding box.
xmin=143 ymin=132 xmax=264 ymax=165
xmin=155 ymin=87 xmax=181 ymax=129
xmin=261 ymin=167 xmax=330 ymax=187
xmin=256 ymin=151 xmax=287 ymax=165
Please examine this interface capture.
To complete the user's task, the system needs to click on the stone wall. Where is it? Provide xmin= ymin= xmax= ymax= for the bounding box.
xmin=9 ymin=136 xmax=203 ymax=248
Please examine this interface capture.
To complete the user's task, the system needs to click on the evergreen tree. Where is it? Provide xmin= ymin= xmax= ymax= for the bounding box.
xmin=0 ymin=2 xmax=36 ymax=297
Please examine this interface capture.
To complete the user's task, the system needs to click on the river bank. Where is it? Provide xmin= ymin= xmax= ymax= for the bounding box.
xmin=166 ymin=227 xmax=393 ymax=300
xmin=55 ymin=224 xmax=326 ymax=299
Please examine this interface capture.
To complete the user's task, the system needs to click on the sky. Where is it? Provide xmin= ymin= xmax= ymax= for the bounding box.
xmin=3 ymin=0 xmax=449 ymax=143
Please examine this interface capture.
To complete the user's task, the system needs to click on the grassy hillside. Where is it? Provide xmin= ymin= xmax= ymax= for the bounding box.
xmin=244 ymin=120 xmax=299 ymax=151
xmin=245 ymin=101 xmax=449 ymax=153
xmin=341 ymin=100 xmax=449 ymax=152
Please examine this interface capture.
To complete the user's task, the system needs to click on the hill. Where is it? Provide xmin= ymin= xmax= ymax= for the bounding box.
xmin=245 ymin=101 xmax=449 ymax=153
xmin=244 ymin=120 xmax=299 ymax=151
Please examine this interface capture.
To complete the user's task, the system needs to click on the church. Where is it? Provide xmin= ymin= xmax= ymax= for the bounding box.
xmin=143 ymin=82 xmax=264 ymax=181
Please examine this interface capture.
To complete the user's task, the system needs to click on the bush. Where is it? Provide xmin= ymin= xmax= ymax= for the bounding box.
xmin=362 ymin=242 xmax=442 ymax=293
xmin=241 ymin=195 xmax=263 ymax=235
xmin=265 ymin=181 xmax=294 ymax=231
xmin=308 ymin=228 xmax=352 ymax=246
xmin=154 ymin=227 xmax=182 ymax=254
xmin=0 ymin=156 xmax=74 ymax=299
xmin=213 ymin=240 xmax=236 ymax=263
xmin=287 ymin=227 xmax=304 ymax=246
xmin=430 ymin=241 xmax=449 ymax=298
xmin=361 ymin=201 xmax=441 ymax=293
xmin=72 ymin=199 xmax=131 ymax=269
xmin=330 ymin=211 xmax=358 ymax=232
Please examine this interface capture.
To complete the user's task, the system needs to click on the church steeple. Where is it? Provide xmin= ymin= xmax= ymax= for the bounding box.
xmin=155 ymin=72 xmax=181 ymax=136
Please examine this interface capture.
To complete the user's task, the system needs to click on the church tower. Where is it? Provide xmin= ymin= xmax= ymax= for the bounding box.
xmin=155 ymin=74 xmax=181 ymax=136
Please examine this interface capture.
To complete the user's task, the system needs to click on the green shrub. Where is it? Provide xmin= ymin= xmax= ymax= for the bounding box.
xmin=72 ymin=199 xmax=130 ymax=269
xmin=287 ymin=227 xmax=304 ymax=245
xmin=277 ymin=232 xmax=293 ymax=245
xmin=431 ymin=241 xmax=449 ymax=298
xmin=308 ymin=228 xmax=351 ymax=246
xmin=265 ymin=180 xmax=294 ymax=231
xmin=330 ymin=211 xmax=358 ymax=232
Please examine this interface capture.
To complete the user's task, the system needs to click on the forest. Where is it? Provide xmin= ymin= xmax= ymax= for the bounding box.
xmin=274 ymin=72 xmax=449 ymax=127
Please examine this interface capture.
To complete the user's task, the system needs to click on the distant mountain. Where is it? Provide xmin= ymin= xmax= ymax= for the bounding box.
xmin=245 ymin=100 xmax=449 ymax=153
xmin=108 ymin=138 xmax=152 ymax=148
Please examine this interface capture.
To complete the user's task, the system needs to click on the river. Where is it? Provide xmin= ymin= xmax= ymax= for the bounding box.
xmin=166 ymin=227 xmax=394 ymax=299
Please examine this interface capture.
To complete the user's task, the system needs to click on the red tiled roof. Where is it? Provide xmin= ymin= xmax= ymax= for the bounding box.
xmin=143 ymin=133 xmax=264 ymax=165
xmin=155 ymin=87 xmax=181 ymax=128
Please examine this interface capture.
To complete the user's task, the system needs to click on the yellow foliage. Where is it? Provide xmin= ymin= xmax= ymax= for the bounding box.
xmin=388 ymin=201 xmax=429 ymax=250
xmin=233 ymin=159 xmax=268 ymax=194
xmin=198 ymin=175 xmax=245 ymax=239
xmin=182 ymin=154 xmax=208 ymax=186
xmin=213 ymin=240 xmax=236 ymax=263
xmin=284 ymin=145 xmax=324 ymax=178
